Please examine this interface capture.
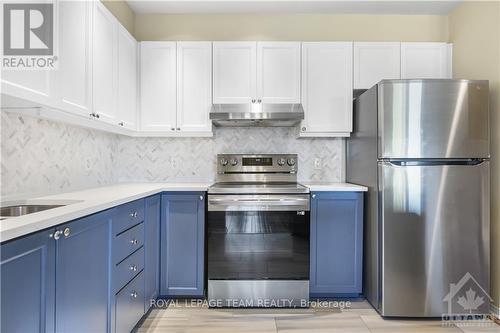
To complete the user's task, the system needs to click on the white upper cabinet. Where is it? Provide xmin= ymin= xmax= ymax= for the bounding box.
xmin=176 ymin=42 xmax=212 ymax=133
xmin=92 ymin=1 xmax=117 ymax=124
xmin=401 ymin=42 xmax=451 ymax=79
xmin=354 ymin=42 xmax=401 ymax=89
xmin=117 ymin=25 xmax=138 ymax=130
xmin=213 ymin=42 xmax=257 ymax=104
xmin=300 ymin=42 xmax=353 ymax=137
xmin=55 ymin=0 xmax=92 ymax=116
xmin=213 ymin=41 xmax=301 ymax=104
xmin=257 ymin=42 xmax=301 ymax=103
xmin=140 ymin=42 xmax=177 ymax=132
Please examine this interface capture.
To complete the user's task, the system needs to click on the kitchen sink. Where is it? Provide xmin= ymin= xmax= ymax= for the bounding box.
xmin=0 ymin=199 xmax=83 ymax=220
xmin=0 ymin=204 xmax=66 ymax=218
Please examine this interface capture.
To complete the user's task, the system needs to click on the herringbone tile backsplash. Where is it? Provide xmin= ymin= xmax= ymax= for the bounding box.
xmin=116 ymin=127 xmax=343 ymax=183
xmin=1 ymin=112 xmax=344 ymax=199
xmin=1 ymin=112 xmax=119 ymax=200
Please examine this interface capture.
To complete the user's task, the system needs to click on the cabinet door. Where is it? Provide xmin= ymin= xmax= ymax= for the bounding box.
xmin=300 ymin=42 xmax=353 ymax=136
xmin=55 ymin=211 xmax=112 ymax=333
xmin=56 ymin=0 xmax=92 ymax=116
xmin=401 ymin=42 xmax=451 ymax=79
xmin=257 ymin=42 xmax=301 ymax=103
xmin=140 ymin=42 xmax=177 ymax=132
xmin=92 ymin=1 xmax=117 ymax=124
xmin=1 ymin=230 xmax=55 ymax=333
xmin=1 ymin=66 xmax=52 ymax=106
xmin=176 ymin=42 xmax=212 ymax=133
xmin=354 ymin=42 xmax=400 ymax=89
xmin=117 ymin=25 xmax=138 ymax=130
xmin=161 ymin=193 xmax=205 ymax=297
xmin=213 ymin=42 xmax=256 ymax=104
xmin=310 ymin=192 xmax=363 ymax=296
xmin=144 ymin=195 xmax=161 ymax=311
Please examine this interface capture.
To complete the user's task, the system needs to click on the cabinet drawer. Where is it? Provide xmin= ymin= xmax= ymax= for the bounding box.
xmin=113 ymin=199 xmax=145 ymax=236
xmin=113 ymin=223 xmax=144 ymax=264
xmin=113 ymin=247 xmax=144 ymax=293
xmin=115 ymin=271 xmax=145 ymax=333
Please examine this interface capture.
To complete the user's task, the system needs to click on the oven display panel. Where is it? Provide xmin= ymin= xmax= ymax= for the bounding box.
xmin=242 ymin=157 xmax=273 ymax=166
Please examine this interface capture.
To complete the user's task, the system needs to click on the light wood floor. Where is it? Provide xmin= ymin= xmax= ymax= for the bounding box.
xmin=137 ymin=300 xmax=500 ymax=333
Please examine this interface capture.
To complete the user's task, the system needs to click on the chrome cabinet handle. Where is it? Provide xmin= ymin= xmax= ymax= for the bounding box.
xmin=312 ymin=194 xmax=316 ymax=199
xmin=63 ymin=227 xmax=71 ymax=237
xmin=130 ymin=239 xmax=138 ymax=245
xmin=51 ymin=230 xmax=63 ymax=240
xmin=118 ymin=122 xmax=124 ymax=126
xmin=251 ymin=99 xmax=256 ymax=103
xmin=176 ymin=128 xmax=180 ymax=131
xmin=301 ymin=127 xmax=306 ymax=132
xmin=129 ymin=265 xmax=138 ymax=272
xmin=171 ymin=128 xmax=175 ymax=131
xmin=199 ymin=195 xmax=203 ymax=201
xmin=257 ymin=99 xmax=262 ymax=103
xmin=130 ymin=291 xmax=138 ymax=298
xmin=129 ymin=211 xmax=138 ymax=218
xmin=95 ymin=113 xmax=100 ymax=119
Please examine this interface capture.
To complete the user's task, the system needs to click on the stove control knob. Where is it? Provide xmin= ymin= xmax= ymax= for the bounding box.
xmin=230 ymin=158 xmax=238 ymax=166
xmin=287 ymin=158 xmax=296 ymax=166
xmin=220 ymin=158 xmax=228 ymax=166
xmin=277 ymin=158 xmax=286 ymax=166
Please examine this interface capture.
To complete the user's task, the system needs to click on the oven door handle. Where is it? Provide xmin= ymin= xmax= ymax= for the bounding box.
xmin=208 ymin=195 xmax=310 ymax=212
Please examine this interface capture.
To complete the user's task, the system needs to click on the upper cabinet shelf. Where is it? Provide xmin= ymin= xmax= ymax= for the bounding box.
xmin=300 ymin=42 xmax=353 ymax=137
xmin=353 ymin=41 xmax=452 ymax=89
xmin=0 ymin=2 xmax=453 ymax=138
xmin=354 ymin=42 xmax=401 ymax=90
xmin=213 ymin=41 xmax=301 ymax=104
xmin=400 ymin=42 xmax=452 ymax=79
xmin=139 ymin=41 xmax=213 ymax=136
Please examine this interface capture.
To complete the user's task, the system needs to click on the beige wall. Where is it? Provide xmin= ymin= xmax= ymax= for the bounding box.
xmin=101 ymin=0 xmax=135 ymax=36
xmin=448 ymin=1 xmax=500 ymax=310
xmin=134 ymin=14 xmax=448 ymax=41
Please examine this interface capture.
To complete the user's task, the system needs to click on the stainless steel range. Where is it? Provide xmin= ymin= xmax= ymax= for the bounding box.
xmin=207 ymin=154 xmax=310 ymax=308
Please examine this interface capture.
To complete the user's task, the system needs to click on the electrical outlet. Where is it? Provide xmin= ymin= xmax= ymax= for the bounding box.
xmin=314 ymin=158 xmax=321 ymax=170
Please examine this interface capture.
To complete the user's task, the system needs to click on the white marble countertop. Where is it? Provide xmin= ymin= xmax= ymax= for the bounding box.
xmin=1 ymin=181 xmax=366 ymax=243
xmin=0 ymin=183 xmax=211 ymax=243
xmin=301 ymin=182 xmax=368 ymax=192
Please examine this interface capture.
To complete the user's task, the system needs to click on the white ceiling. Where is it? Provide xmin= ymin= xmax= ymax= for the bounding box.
xmin=127 ymin=0 xmax=463 ymax=15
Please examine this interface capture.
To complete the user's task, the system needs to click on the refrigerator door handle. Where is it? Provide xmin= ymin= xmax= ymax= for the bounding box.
xmin=382 ymin=159 xmax=487 ymax=167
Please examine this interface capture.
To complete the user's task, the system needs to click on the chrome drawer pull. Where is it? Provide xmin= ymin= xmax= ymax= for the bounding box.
xmin=129 ymin=211 xmax=138 ymax=218
xmin=130 ymin=239 xmax=138 ymax=245
xmin=130 ymin=291 xmax=138 ymax=298
xmin=129 ymin=265 xmax=138 ymax=272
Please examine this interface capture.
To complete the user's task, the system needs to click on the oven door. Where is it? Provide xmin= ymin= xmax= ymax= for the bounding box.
xmin=207 ymin=194 xmax=310 ymax=281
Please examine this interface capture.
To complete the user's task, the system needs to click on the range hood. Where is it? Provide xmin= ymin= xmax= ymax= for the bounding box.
xmin=210 ymin=103 xmax=304 ymax=127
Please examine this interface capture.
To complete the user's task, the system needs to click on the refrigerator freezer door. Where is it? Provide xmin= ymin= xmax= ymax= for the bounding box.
xmin=378 ymin=80 xmax=489 ymax=159
xmin=379 ymin=160 xmax=490 ymax=317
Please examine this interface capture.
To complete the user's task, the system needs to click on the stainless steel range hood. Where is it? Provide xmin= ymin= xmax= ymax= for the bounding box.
xmin=210 ymin=103 xmax=304 ymax=127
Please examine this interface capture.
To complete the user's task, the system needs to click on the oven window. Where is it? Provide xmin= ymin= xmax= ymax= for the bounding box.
xmin=207 ymin=211 xmax=310 ymax=280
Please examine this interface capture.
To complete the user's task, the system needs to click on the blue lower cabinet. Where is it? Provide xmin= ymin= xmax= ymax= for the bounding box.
xmin=55 ymin=210 xmax=112 ymax=333
xmin=310 ymin=191 xmax=364 ymax=297
xmin=115 ymin=272 xmax=145 ymax=333
xmin=144 ymin=195 xmax=161 ymax=311
xmin=161 ymin=192 xmax=205 ymax=297
xmin=1 ymin=229 xmax=56 ymax=333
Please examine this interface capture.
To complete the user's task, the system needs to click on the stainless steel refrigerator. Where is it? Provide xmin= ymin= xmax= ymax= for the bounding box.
xmin=347 ymin=79 xmax=490 ymax=317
